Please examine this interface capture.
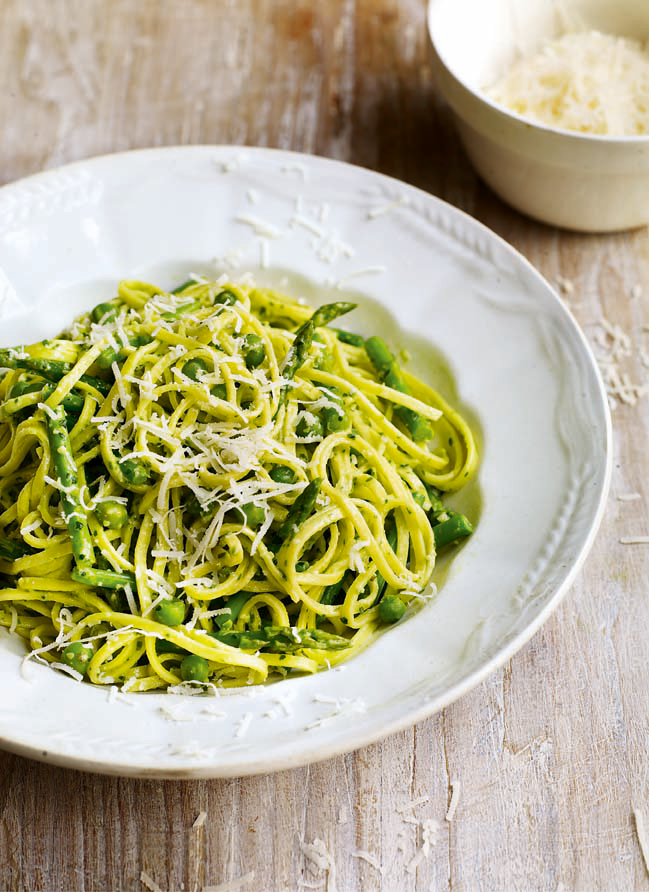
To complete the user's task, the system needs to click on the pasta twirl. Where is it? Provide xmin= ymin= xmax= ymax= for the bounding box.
xmin=0 ymin=279 xmax=477 ymax=690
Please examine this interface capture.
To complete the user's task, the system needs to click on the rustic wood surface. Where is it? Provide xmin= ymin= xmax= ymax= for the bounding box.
xmin=0 ymin=1 xmax=648 ymax=890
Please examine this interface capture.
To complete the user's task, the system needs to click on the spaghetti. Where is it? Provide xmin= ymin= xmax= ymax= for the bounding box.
xmin=0 ymin=279 xmax=477 ymax=690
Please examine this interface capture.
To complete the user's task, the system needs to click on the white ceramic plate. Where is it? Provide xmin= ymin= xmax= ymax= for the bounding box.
xmin=0 ymin=147 xmax=610 ymax=777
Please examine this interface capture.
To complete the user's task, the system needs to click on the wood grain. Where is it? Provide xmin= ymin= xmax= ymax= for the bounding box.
xmin=0 ymin=1 xmax=648 ymax=890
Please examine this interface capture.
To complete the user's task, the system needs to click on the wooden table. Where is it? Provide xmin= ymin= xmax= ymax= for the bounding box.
xmin=1 ymin=2 xmax=648 ymax=890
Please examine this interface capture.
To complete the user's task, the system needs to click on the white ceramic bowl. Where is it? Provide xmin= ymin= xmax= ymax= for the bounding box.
xmin=428 ymin=0 xmax=649 ymax=232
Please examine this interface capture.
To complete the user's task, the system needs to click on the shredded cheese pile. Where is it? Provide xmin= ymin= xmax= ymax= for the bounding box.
xmin=486 ymin=30 xmax=649 ymax=135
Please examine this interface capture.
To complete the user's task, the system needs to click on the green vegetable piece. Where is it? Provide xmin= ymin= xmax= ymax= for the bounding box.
xmin=211 ymin=591 xmax=251 ymax=629
xmin=364 ymin=336 xmax=433 ymax=442
xmin=171 ymin=279 xmax=197 ymax=294
xmin=184 ymin=494 xmax=214 ymax=520
xmin=0 ymin=536 xmax=32 ymax=561
xmin=156 ymin=638 xmax=188 ymax=655
xmin=295 ymin=560 xmax=309 ymax=573
xmin=97 ymin=346 xmax=121 ymax=370
xmin=211 ymin=625 xmax=349 ymax=653
xmin=332 ymin=328 xmax=365 ymax=347
xmin=378 ymin=595 xmax=406 ymax=624
xmin=211 ymin=383 xmax=227 ymax=400
xmin=95 ymin=500 xmax=129 ymax=530
xmin=276 ymin=478 xmax=322 ymax=541
xmin=15 ymin=358 xmax=111 ymax=396
xmin=71 ymin=567 xmax=136 ymax=590
xmin=44 ymin=404 xmax=95 ymax=568
xmin=322 ymin=403 xmax=348 ymax=433
xmin=60 ymin=641 xmax=94 ymax=675
xmin=295 ymin=413 xmax=324 ymax=439
xmin=161 ymin=299 xmax=202 ymax=321
xmin=9 ymin=379 xmax=43 ymax=399
xmin=320 ymin=572 xmax=349 ymax=607
xmin=91 ymin=301 xmax=120 ymax=324
xmin=275 ymin=302 xmax=355 ymax=418
xmin=130 ymin=333 xmax=153 ymax=347
xmin=105 ymin=588 xmax=129 ymax=612
xmin=243 ymin=333 xmax=265 ymax=369
xmin=119 ymin=458 xmax=149 ymax=485
xmin=215 ymin=288 xmax=238 ymax=306
xmin=425 ymin=483 xmax=445 ymax=518
xmin=180 ymin=654 xmax=209 ymax=682
xmin=155 ymin=598 xmax=186 ymax=626
xmin=241 ymin=503 xmax=265 ymax=528
xmin=310 ymin=301 xmax=356 ymax=327
xmin=433 ymin=512 xmax=473 ymax=549
xmin=269 ymin=465 xmax=295 ymax=484
xmin=181 ymin=357 xmax=208 ymax=381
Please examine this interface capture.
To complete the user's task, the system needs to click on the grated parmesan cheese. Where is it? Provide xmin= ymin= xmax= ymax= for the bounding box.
xmin=487 ymin=30 xmax=649 ymax=135
xmin=140 ymin=871 xmax=164 ymax=892
xmin=446 ymin=779 xmax=461 ymax=821
xmin=635 ymin=808 xmax=649 ymax=877
xmin=192 ymin=810 xmax=207 ymax=828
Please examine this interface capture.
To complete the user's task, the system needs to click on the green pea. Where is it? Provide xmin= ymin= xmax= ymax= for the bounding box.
xmin=155 ymin=598 xmax=186 ymax=626
xmin=61 ymin=641 xmax=94 ymax=675
xmin=182 ymin=357 xmax=208 ymax=381
xmin=130 ymin=333 xmax=153 ymax=347
xmin=241 ymin=503 xmax=265 ymax=528
xmin=295 ymin=560 xmax=309 ymax=573
xmin=119 ymin=458 xmax=149 ymax=485
xmin=91 ymin=301 xmax=120 ymax=324
xmin=295 ymin=414 xmax=324 ymax=439
xmin=97 ymin=346 xmax=121 ymax=369
xmin=95 ymin=500 xmax=129 ymax=529
xmin=215 ymin=288 xmax=237 ymax=306
xmin=378 ymin=595 xmax=406 ymax=624
xmin=211 ymin=383 xmax=227 ymax=400
xmin=180 ymin=654 xmax=209 ymax=682
xmin=269 ymin=465 xmax=295 ymax=484
xmin=243 ymin=333 xmax=265 ymax=369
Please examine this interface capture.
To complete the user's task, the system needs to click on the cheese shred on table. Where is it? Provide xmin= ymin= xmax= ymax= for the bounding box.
xmin=486 ymin=30 xmax=649 ymax=135
xmin=0 ymin=279 xmax=476 ymax=690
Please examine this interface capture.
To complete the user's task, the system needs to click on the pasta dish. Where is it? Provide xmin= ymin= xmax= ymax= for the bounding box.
xmin=0 ymin=279 xmax=477 ymax=690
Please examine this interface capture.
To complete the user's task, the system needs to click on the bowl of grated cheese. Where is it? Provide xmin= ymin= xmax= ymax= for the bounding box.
xmin=428 ymin=0 xmax=649 ymax=231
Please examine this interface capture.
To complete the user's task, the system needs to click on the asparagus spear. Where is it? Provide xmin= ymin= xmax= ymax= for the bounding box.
xmin=364 ymin=336 xmax=433 ymax=442
xmin=331 ymin=328 xmax=365 ymax=347
xmin=211 ymin=625 xmax=349 ymax=652
xmin=12 ymin=357 xmax=111 ymax=396
xmin=43 ymin=404 xmax=95 ymax=568
xmin=432 ymin=512 xmax=473 ymax=548
xmin=71 ymin=567 xmax=137 ymax=589
xmin=274 ymin=301 xmax=355 ymax=417
xmin=310 ymin=301 xmax=356 ymax=328
xmin=212 ymin=590 xmax=251 ymax=629
xmin=276 ymin=478 xmax=322 ymax=541
xmin=3 ymin=382 xmax=85 ymax=417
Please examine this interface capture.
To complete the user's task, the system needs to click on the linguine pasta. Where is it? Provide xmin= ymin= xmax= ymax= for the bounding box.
xmin=0 ymin=279 xmax=477 ymax=691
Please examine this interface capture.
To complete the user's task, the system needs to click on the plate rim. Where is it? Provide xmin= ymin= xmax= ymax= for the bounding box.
xmin=0 ymin=144 xmax=612 ymax=777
